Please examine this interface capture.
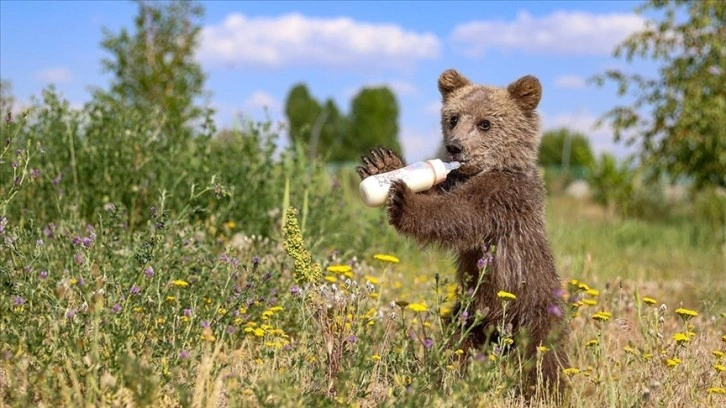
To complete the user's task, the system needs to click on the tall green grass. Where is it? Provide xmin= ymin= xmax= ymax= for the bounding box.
xmin=1 ymin=90 xmax=725 ymax=406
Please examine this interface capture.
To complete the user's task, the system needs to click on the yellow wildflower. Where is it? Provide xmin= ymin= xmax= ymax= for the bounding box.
xmin=537 ymin=346 xmax=550 ymax=353
xmin=568 ymin=279 xmax=580 ymax=287
xmin=577 ymin=282 xmax=591 ymax=291
xmin=269 ymin=306 xmax=284 ymax=312
xmin=642 ymin=353 xmax=653 ymax=361
xmin=373 ymin=254 xmax=400 ymax=263
xmin=165 ymin=296 xmax=175 ymax=302
xmin=563 ymin=368 xmax=580 ymax=376
xmin=455 ymin=349 xmax=464 ymax=356
xmin=707 ymin=387 xmax=726 ymax=394
xmin=253 ymin=328 xmax=265 ymax=337
xmin=171 ymin=279 xmax=189 ymax=287
xmin=581 ymin=299 xmax=598 ymax=306
xmin=586 ymin=339 xmax=599 ymax=347
xmin=624 ymin=346 xmax=639 ymax=355
xmin=497 ymin=290 xmax=516 ymax=301
xmin=439 ymin=306 xmax=452 ymax=317
xmin=674 ymin=308 xmax=698 ymax=319
xmin=326 ymin=264 xmax=352 ymax=274
xmin=673 ymin=332 xmax=690 ymax=344
xmin=714 ymin=364 xmax=726 ymax=372
xmin=592 ymin=311 xmax=612 ymax=322
xmin=721 ymin=334 xmax=726 ymax=343
xmin=642 ymin=297 xmax=657 ymax=305
xmin=133 ymin=306 xmax=143 ymax=313
xmin=585 ymin=288 xmax=600 ymax=297
xmin=713 ymin=350 xmax=725 ymax=359
xmin=370 ymin=354 xmax=382 ymax=361
xmin=224 ymin=220 xmax=236 ymax=230
xmin=324 ymin=275 xmax=338 ymax=283
xmin=364 ymin=275 xmax=380 ymax=285
xmin=407 ymin=303 xmax=429 ymax=313
xmin=666 ymin=358 xmax=681 ymax=367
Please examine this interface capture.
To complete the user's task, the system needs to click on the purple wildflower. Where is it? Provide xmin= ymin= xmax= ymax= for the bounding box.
xmin=39 ymin=270 xmax=48 ymax=279
xmin=72 ymin=236 xmax=82 ymax=246
xmin=201 ymin=320 xmax=210 ymax=329
xmin=423 ymin=337 xmax=434 ymax=349
xmin=183 ymin=308 xmax=192 ymax=317
xmin=66 ymin=309 xmax=76 ymax=319
xmin=30 ymin=169 xmax=40 ymax=179
xmin=290 ymin=285 xmax=301 ymax=296
xmin=73 ymin=252 xmax=84 ymax=265
xmin=144 ymin=266 xmax=154 ymax=278
xmin=476 ymin=257 xmax=488 ymax=270
xmin=547 ymin=304 xmax=563 ymax=318
xmin=347 ymin=335 xmax=358 ymax=344
xmin=226 ymin=325 xmax=236 ymax=334
xmin=251 ymin=256 xmax=260 ymax=268
xmin=110 ymin=304 xmax=122 ymax=313
xmin=553 ymin=287 xmax=566 ymax=298
xmin=129 ymin=285 xmax=140 ymax=295
xmin=81 ymin=233 xmax=95 ymax=248
xmin=36 ymin=239 xmax=44 ymax=247
xmin=179 ymin=350 xmax=190 ymax=359
xmin=43 ymin=223 xmax=55 ymax=238
xmin=77 ymin=277 xmax=85 ymax=286
xmin=219 ymin=253 xmax=230 ymax=264
xmin=11 ymin=161 xmax=18 ymax=169
xmin=150 ymin=206 xmax=158 ymax=219
xmin=52 ymin=173 xmax=62 ymax=186
xmin=12 ymin=296 xmax=25 ymax=306
xmin=460 ymin=309 xmax=469 ymax=323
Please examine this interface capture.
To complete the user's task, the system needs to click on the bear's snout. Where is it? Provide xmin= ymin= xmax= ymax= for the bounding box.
xmin=446 ymin=140 xmax=464 ymax=156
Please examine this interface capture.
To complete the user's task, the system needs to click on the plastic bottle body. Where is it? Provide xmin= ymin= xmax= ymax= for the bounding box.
xmin=359 ymin=159 xmax=459 ymax=207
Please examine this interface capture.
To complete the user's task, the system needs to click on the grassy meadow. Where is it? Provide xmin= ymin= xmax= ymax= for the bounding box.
xmin=1 ymin=97 xmax=725 ymax=407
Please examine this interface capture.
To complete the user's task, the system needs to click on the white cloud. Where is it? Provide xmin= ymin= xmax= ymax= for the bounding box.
xmin=451 ymin=11 xmax=644 ymax=57
xmin=199 ymin=13 xmax=441 ymax=69
xmin=541 ymin=110 xmax=634 ymax=157
xmin=554 ymin=74 xmax=586 ymax=89
xmin=34 ymin=67 xmax=72 ymax=83
xmin=243 ymin=90 xmax=279 ymax=110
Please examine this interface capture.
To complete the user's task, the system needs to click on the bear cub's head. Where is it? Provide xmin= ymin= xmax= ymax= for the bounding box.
xmin=438 ymin=69 xmax=542 ymax=176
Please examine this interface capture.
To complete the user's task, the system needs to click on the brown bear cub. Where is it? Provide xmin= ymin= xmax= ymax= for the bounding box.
xmin=356 ymin=69 xmax=569 ymax=397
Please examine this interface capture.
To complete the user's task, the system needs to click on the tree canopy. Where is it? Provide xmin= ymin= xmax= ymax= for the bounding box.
xmin=284 ymin=85 xmax=401 ymax=163
xmin=538 ymin=128 xmax=595 ymax=169
xmin=593 ymin=0 xmax=726 ymax=189
xmin=98 ymin=0 xmax=209 ymax=136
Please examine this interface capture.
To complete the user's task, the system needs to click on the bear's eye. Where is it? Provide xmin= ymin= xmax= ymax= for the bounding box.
xmin=478 ymin=120 xmax=491 ymax=131
xmin=448 ymin=115 xmax=459 ymax=129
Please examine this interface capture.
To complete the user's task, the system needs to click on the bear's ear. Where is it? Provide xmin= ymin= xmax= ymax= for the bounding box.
xmin=438 ymin=69 xmax=471 ymax=100
xmin=507 ymin=75 xmax=542 ymax=112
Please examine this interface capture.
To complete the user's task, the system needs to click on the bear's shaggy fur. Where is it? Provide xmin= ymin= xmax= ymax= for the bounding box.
xmin=356 ymin=69 xmax=569 ymax=397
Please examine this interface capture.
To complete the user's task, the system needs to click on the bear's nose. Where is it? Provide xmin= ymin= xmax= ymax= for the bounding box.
xmin=445 ymin=141 xmax=463 ymax=155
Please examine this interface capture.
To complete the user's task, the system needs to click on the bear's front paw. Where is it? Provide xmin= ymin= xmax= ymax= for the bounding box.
xmin=355 ymin=146 xmax=406 ymax=180
xmin=387 ymin=179 xmax=412 ymax=228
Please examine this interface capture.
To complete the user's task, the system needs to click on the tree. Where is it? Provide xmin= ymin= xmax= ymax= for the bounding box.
xmin=538 ymin=128 xmax=595 ymax=169
xmin=350 ymin=87 xmax=401 ymax=157
xmin=98 ymin=0 xmax=208 ymax=136
xmin=319 ymin=99 xmax=351 ymax=162
xmin=593 ymin=0 xmax=726 ymax=189
xmin=284 ymin=83 xmax=322 ymax=146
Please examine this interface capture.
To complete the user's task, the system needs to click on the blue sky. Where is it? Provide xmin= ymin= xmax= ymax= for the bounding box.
xmin=1 ymin=0 xmax=654 ymax=162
